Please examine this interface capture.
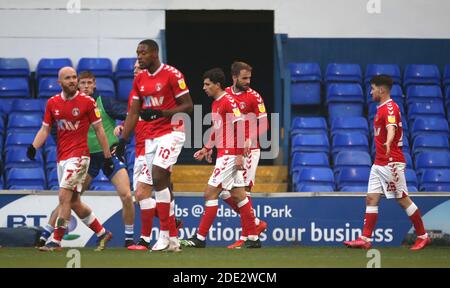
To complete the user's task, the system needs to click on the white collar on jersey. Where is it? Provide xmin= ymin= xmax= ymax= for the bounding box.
xmin=377 ymin=98 xmax=393 ymax=109
xmin=61 ymin=90 xmax=79 ymax=101
xmin=147 ymin=63 xmax=164 ymax=77
xmin=214 ymin=91 xmax=227 ymax=101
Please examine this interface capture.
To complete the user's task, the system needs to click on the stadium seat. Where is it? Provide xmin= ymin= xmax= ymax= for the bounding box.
xmin=415 ymin=152 xmax=450 ymax=176
xmin=47 ymin=168 xmax=59 ymax=190
xmin=405 ymin=169 xmax=418 ymax=189
xmin=9 ymin=185 xmax=46 ymax=190
xmin=335 ymin=167 xmax=371 ymax=190
xmin=77 ymin=58 xmax=113 ymax=78
xmin=0 ymin=77 xmax=30 ymax=98
xmin=333 ymin=151 xmax=372 ymax=174
xmin=364 ymin=64 xmax=401 ymax=85
xmin=92 ymin=183 xmax=116 ymax=191
xmin=36 ymin=58 xmax=73 ymax=81
xmin=5 ymin=131 xmax=35 ymax=148
xmin=325 ymin=63 xmax=362 ymax=84
xmin=7 ymin=112 xmax=42 ymax=133
xmin=38 ymin=77 xmax=61 ymax=98
xmin=403 ymin=64 xmax=441 ymax=87
xmin=295 ymin=167 xmax=335 ymax=189
xmin=291 ymin=82 xmax=321 ymax=105
xmin=291 ymin=152 xmax=329 ymax=175
xmin=95 ymin=77 xmax=116 ymax=98
xmin=291 ymin=134 xmax=329 ymax=155
xmin=331 ymin=133 xmax=369 ymax=159
xmin=0 ymin=175 xmax=3 ymax=189
xmin=406 ymin=85 xmax=443 ymax=105
xmin=4 ymin=146 xmax=44 ymax=170
xmin=419 ymin=169 xmax=450 ymax=192
xmin=411 ymin=118 xmax=449 ymax=141
xmin=45 ymin=149 xmax=57 ymax=172
xmin=404 ymin=152 xmax=413 ymax=169
xmin=0 ymin=117 xmax=4 ymax=136
xmin=412 ymin=135 xmax=449 ymax=156
xmin=340 ymin=185 xmax=367 ymax=192
xmin=0 ymin=58 xmax=30 ymax=77
xmin=117 ymin=78 xmax=134 ymax=101
xmin=326 ymin=83 xmax=364 ymax=119
xmin=11 ymin=99 xmax=43 ymax=113
xmin=288 ymin=63 xmax=322 ymax=82
xmin=126 ymin=149 xmax=135 ymax=168
xmin=90 ymin=170 xmax=110 ymax=188
xmin=408 ymin=102 xmax=446 ymax=127
xmin=116 ymin=58 xmax=137 ymax=79
xmin=295 ymin=184 xmax=334 ymax=193
xmin=330 ymin=116 xmax=368 ymax=137
xmin=290 ymin=117 xmax=327 ymax=136
xmin=7 ymin=167 xmax=46 ymax=188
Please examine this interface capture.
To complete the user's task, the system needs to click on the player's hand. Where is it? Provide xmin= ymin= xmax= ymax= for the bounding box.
xmin=235 ymin=155 xmax=245 ymax=170
xmin=384 ymin=142 xmax=391 ymax=156
xmin=140 ymin=109 xmax=163 ymax=121
xmin=27 ymin=145 xmax=36 ymax=160
xmin=205 ymin=149 xmax=213 ymax=163
xmin=115 ymin=138 xmax=127 ymax=159
xmin=114 ymin=125 xmax=123 ymax=137
xmin=103 ymin=157 xmax=114 ymax=177
xmin=194 ymin=148 xmax=208 ymax=161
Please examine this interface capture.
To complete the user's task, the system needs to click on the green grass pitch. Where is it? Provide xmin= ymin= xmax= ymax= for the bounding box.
xmin=1 ymin=246 xmax=449 ymax=268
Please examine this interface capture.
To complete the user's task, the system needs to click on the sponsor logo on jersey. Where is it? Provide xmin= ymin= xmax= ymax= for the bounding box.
xmin=178 ymin=79 xmax=186 ymax=90
xmin=388 ymin=115 xmax=396 ymax=123
xmin=258 ymin=103 xmax=266 ymax=113
xmin=143 ymin=95 xmax=164 ymax=108
xmin=72 ymin=107 xmax=80 ymax=117
xmin=57 ymin=119 xmax=80 ymax=131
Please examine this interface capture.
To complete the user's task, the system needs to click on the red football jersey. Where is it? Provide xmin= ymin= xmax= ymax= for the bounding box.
xmin=373 ymin=99 xmax=405 ymax=165
xmin=127 ymin=91 xmax=146 ymax=157
xmin=225 ymin=86 xmax=267 ymax=149
xmin=43 ymin=91 xmax=101 ymax=162
xmin=210 ymin=92 xmax=244 ymax=157
xmin=131 ymin=64 xmax=190 ymax=139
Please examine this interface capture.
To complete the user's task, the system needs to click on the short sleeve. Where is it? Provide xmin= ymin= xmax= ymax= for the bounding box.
xmin=250 ymin=90 xmax=267 ymax=119
xmin=384 ymin=105 xmax=399 ymax=128
xmin=87 ymin=98 xmax=102 ymax=125
xmin=169 ymin=69 xmax=190 ymax=98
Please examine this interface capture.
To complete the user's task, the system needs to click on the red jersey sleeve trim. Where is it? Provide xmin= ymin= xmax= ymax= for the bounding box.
xmin=92 ymin=118 xmax=102 ymax=126
xmin=42 ymin=122 xmax=50 ymax=127
xmin=175 ymin=90 xmax=189 ymax=98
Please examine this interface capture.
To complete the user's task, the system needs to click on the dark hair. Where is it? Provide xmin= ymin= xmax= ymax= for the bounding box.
xmin=231 ymin=61 xmax=252 ymax=76
xmin=203 ymin=68 xmax=226 ymax=88
xmin=370 ymin=74 xmax=393 ymax=90
xmin=139 ymin=39 xmax=159 ymax=52
xmin=78 ymin=71 xmax=96 ymax=80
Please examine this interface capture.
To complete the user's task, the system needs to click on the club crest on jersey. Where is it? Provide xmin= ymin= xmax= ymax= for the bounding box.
xmin=72 ymin=107 xmax=80 ymax=117
xmin=239 ymin=102 xmax=246 ymax=110
xmin=178 ymin=79 xmax=186 ymax=90
xmin=156 ymin=83 xmax=162 ymax=92
xmin=55 ymin=110 xmax=60 ymax=116
xmin=388 ymin=115 xmax=396 ymax=123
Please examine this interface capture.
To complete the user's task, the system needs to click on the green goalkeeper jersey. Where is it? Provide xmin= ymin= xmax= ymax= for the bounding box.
xmin=87 ymin=96 xmax=118 ymax=154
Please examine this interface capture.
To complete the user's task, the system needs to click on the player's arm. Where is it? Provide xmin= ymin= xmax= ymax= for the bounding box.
xmin=93 ymin=122 xmax=112 ymax=159
xmin=163 ymin=93 xmax=194 ymax=116
xmin=121 ymin=98 xmax=141 ymax=141
xmin=384 ymin=125 xmax=396 ymax=156
xmin=28 ymin=102 xmax=53 ymax=160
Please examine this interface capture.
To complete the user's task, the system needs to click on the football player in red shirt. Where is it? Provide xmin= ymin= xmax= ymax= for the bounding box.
xmin=116 ymin=39 xmax=193 ymax=252
xmin=344 ymin=75 xmax=430 ymax=250
xmin=27 ymin=67 xmax=113 ymax=251
xmin=181 ymin=68 xmax=261 ymax=248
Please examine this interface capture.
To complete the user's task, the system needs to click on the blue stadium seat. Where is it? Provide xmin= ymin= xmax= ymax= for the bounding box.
xmin=0 ymin=77 xmax=30 ymax=98
xmin=7 ymin=167 xmax=46 ymax=188
xmin=331 ymin=133 xmax=369 ymax=159
xmin=47 ymin=168 xmax=59 ymax=190
xmin=291 ymin=134 xmax=329 ymax=155
xmin=11 ymin=99 xmax=43 ymax=113
xmin=45 ymin=149 xmax=57 ymax=172
xmin=328 ymin=103 xmax=364 ymax=120
xmin=415 ymin=152 xmax=450 ymax=177
xmin=117 ymin=78 xmax=134 ymax=101
xmin=443 ymin=65 xmax=450 ymax=87
xmin=91 ymin=170 xmax=110 ymax=188
xmin=290 ymin=117 xmax=327 ymax=136
xmin=291 ymin=82 xmax=321 ymax=105
xmin=126 ymin=149 xmax=136 ymax=168
xmin=92 ymin=183 xmax=116 ymax=191
xmin=4 ymin=146 xmax=44 ymax=170
xmin=77 ymin=58 xmax=113 ymax=78
xmin=330 ymin=117 xmax=368 ymax=137
xmin=365 ymin=64 xmax=401 ymax=85
xmin=333 ymin=151 xmax=371 ymax=174
xmin=295 ymin=167 xmax=335 ymax=189
xmin=38 ymin=77 xmax=61 ymax=98
xmin=326 ymin=84 xmax=364 ymax=119
xmin=116 ymin=58 xmax=137 ymax=79
xmin=296 ymin=184 xmax=334 ymax=193
xmin=366 ymin=84 xmax=404 ymax=105
xmin=36 ymin=58 xmax=73 ymax=81
xmin=95 ymin=77 xmax=116 ymax=98
xmin=411 ymin=118 xmax=449 ymax=141
xmin=412 ymin=135 xmax=449 ymax=156
xmin=406 ymin=85 xmax=443 ymax=105
xmin=419 ymin=169 xmax=450 ymax=192
xmin=291 ymin=152 xmax=329 ymax=175
xmin=404 ymin=152 xmax=413 ymax=169
xmin=405 ymin=169 xmax=418 ymax=189
xmin=5 ymin=131 xmax=35 ymax=148
xmin=335 ymin=167 xmax=371 ymax=190
xmin=403 ymin=64 xmax=441 ymax=87
xmin=0 ymin=117 xmax=4 ymax=136
xmin=9 ymin=185 xmax=46 ymax=190
xmin=288 ymin=63 xmax=322 ymax=82
xmin=408 ymin=102 xmax=445 ymax=127
xmin=325 ymin=63 xmax=362 ymax=84
xmin=340 ymin=185 xmax=367 ymax=192
xmin=7 ymin=112 xmax=42 ymax=133
xmin=0 ymin=175 xmax=3 ymax=189
xmin=0 ymin=58 xmax=30 ymax=77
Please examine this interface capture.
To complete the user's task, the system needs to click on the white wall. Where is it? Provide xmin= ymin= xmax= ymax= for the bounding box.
xmin=1 ymin=0 xmax=449 ymax=69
